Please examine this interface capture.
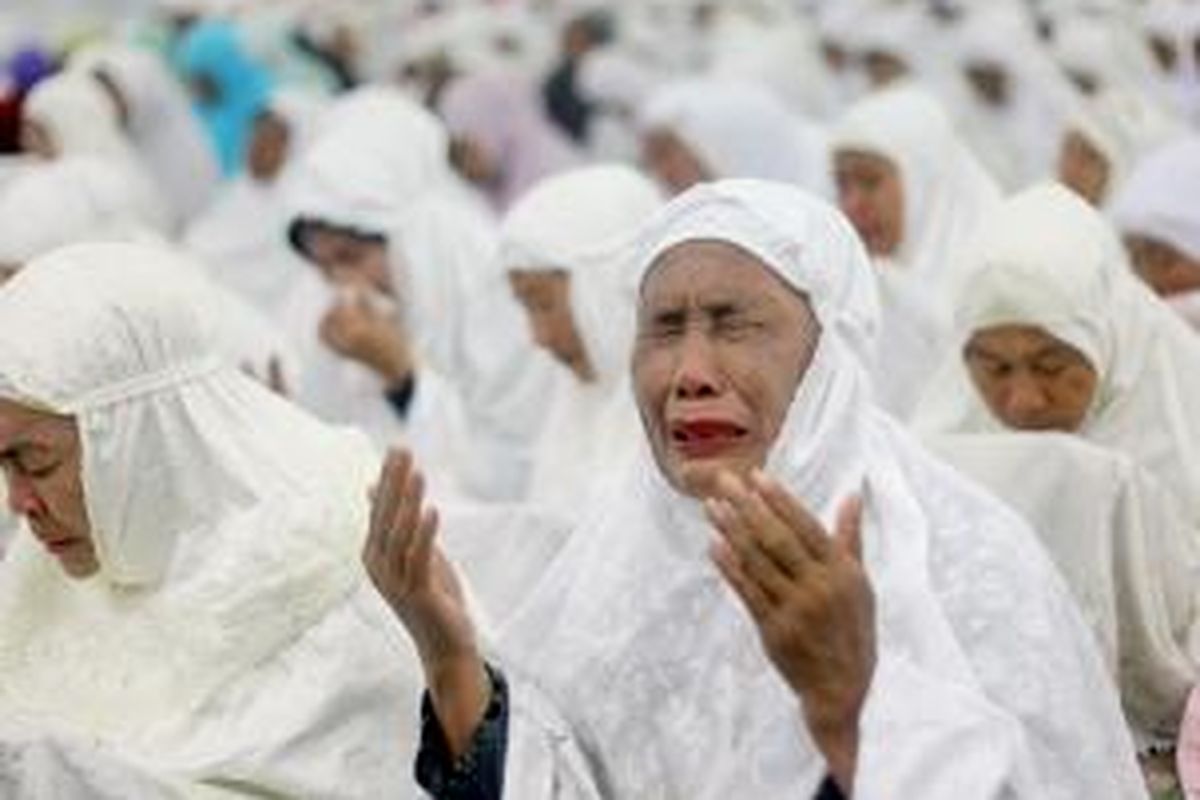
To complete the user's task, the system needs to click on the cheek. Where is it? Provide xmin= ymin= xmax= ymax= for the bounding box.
xmin=1058 ymin=371 xmax=1098 ymax=415
xmin=631 ymin=347 xmax=672 ymax=420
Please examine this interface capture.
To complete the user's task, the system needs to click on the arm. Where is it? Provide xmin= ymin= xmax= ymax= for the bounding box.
xmin=362 ymin=450 xmax=490 ymax=760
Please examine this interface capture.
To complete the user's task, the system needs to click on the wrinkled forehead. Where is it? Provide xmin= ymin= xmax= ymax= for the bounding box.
xmin=0 ymin=398 xmax=73 ymax=446
xmin=639 ymin=238 xmax=807 ymax=310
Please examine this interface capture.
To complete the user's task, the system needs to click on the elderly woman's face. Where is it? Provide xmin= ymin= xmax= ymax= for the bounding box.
xmin=964 ymin=324 xmax=1099 ymax=432
xmin=633 ymin=240 xmax=819 ymax=499
xmin=641 ymin=128 xmax=712 ymax=197
xmin=834 ymin=149 xmax=904 ymax=258
xmin=0 ymin=400 xmax=96 ymax=578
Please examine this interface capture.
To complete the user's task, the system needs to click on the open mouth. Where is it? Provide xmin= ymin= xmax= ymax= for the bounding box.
xmin=669 ymin=418 xmax=749 ymax=458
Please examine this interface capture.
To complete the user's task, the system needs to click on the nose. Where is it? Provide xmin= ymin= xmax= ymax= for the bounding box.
xmin=1002 ymin=373 xmax=1049 ymax=425
xmin=5 ymin=474 xmax=45 ymax=519
xmin=671 ymin=329 xmax=723 ymax=400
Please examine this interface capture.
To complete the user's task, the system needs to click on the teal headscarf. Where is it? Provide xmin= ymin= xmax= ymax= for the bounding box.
xmin=176 ymin=21 xmax=272 ymax=177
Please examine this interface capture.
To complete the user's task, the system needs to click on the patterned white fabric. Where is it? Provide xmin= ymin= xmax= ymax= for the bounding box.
xmin=927 ymin=431 xmax=1200 ymax=749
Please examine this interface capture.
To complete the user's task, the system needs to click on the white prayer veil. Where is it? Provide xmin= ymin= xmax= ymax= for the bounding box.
xmin=499 ymin=164 xmax=664 ymax=511
xmin=915 ymin=182 xmax=1200 ymax=529
xmin=0 ymin=242 xmax=378 ymax=747
xmin=832 ymin=82 xmax=1001 ymax=304
xmin=69 ymin=42 xmax=222 ymax=227
xmin=286 ymin=86 xmax=551 ymax=500
xmin=832 ymin=82 xmax=1001 ymax=418
xmin=22 ymin=72 xmax=171 ymax=234
xmin=639 ymin=78 xmax=830 ymax=196
xmin=0 ymin=157 xmax=148 ymax=267
xmin=1111 ymin=135 xmax=1200 ymax=264
xmin=495 ymin=180 xmax=1142 ymax=798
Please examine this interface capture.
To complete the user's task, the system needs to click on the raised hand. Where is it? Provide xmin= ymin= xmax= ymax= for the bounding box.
xmin=705 ymin=469 xmax=875 ymax=794
xmin=320 ymin=290 xmax=413 ymax=384
xmin=364 ymin=448 xmax=489 ymax=756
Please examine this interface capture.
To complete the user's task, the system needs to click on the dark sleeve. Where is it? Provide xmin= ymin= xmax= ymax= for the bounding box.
xmin=383 ymin=372 xmax=418 ymax=421
xmin=814 ymin=776 xmax=847 ymax=800
xmin=414 ymin=664 xmax=509 ymax=800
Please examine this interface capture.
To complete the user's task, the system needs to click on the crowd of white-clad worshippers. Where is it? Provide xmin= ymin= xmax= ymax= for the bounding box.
xmin=0 ymin=0 xmax=1199 ymax=797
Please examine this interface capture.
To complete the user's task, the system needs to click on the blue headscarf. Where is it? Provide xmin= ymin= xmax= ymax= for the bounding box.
xmin=176 ymin=21 xmax=272 ymax=176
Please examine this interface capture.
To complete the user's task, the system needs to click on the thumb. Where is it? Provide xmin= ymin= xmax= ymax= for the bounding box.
xmin=834 ymin=492 xmax=864 ymax=564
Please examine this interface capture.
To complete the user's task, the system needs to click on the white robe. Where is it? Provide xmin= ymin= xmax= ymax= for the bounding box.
xmin=927 ymin=431 xmax=1200 ymax=749
xmin=0 ymin=243 xmax=428 ymax=797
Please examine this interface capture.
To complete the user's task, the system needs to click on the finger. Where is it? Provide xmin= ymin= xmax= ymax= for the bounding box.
xmin=719 ymin=472 xmax=809 ymax=578
xmin=710 ymin=538 xmax=773 ymax=620
xmin=834 ymin=493 xmax=865 ymax=565
xmin=705 ymin=497 xmax=790 ymax=603
xmin=751 ymin=470 xmax=831 ymax=562
xmin=367 ymin=449 xmax=409 ymax=560
xmin=403 ymin=506 xmax=441 ymax=587
xmin=390 ymin=467 xmax=426 ymax=568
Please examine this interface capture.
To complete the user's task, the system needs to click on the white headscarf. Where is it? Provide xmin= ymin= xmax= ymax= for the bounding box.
xmin=183 ymin=87 xmax=328 ymax=321
xmin=0 ymin=242 xmax=379 ymax=754
xmin=495 ymin=179 xmax=1141 ymax=799
xmin=1063 ymin=86 xmax=1185 ymax=207
xmin=69 ymin=43 xmax=222 ymax=227
xmin=950 ymin=2 xmax=1075 ymax=188
xmin=832 ymin=82 xmax=1001 ymax=418
xmin=1111 ymin=135 xmax=1200 ymax=263
xmin=915 ymin=182 xmax=1200 ymax=530
xmin=21 ymin=72 xmax=171 ymax=234
xmin=833 ymin=82 xmax=1001 ymax=298
xmin=499 ymin=164 xmax=663 ymax=511
xmin=0 ymin=157 xmax=148 ymax=267
xmin=927 ymin=431 xmax=1199 ymax=750
xmin=286 ymin=87 xmax=551 ymax=501
xmin=639 ymin=78 xmax=830 ymax=195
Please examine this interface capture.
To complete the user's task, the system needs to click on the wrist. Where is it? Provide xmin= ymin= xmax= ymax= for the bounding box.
xmin=804 ymin=699 xmax=863 ymax=795
xmin=426 ymin=652 xmax=491 ymax=759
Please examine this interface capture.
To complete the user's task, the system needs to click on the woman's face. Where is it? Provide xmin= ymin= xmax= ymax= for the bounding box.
xmin=633 ymin=240 xmax=819 ymax=499
xmin=1123 ymin=234 xmax=1200 ymax=298
xmin=509 ymin=269 xmax=595 ymax=383
xmin=862 ymin=50 xmax=909 ymax=88
xmin=247 ymin=111 xmax=291 ymax=183
xmin=1057 ymin=129 xmax=1111 ymax=207
xmin=0 ymin=400 xmax=97 ymax=579
xmin=448 ymin=135 xmax=498 ymax=187
xmin=641 ymin=128 xmax=712 ymax=197
xmin=300 ymin=226 xmax=392 ymax=296
xmin=964 ymin=324 xmax=1099 ymax=432
xmin=834 ymin=149 xmax=904 ymax=257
